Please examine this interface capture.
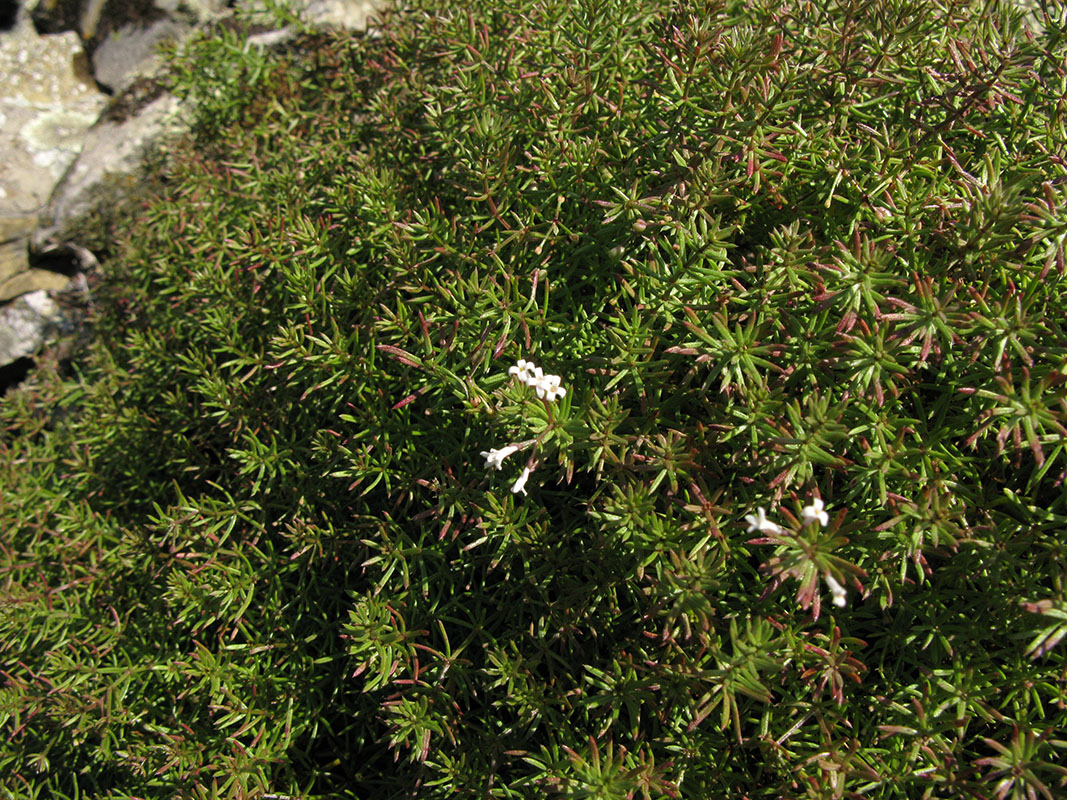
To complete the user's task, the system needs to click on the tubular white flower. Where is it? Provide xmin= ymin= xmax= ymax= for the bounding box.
xmin=801 ymin=498 xmax=829 ymax=527
xmin=542 ymin=383 xmax=566 ymax=402
xmin=825 ymin=573 xmax=848 ymax=608
xmin=511 ymin=465 xmax=532 ymax=495
xmin=744 ymin=507 xmax=783 ymax=535
xmin=480 ymin=445 xmax=519 ymax=470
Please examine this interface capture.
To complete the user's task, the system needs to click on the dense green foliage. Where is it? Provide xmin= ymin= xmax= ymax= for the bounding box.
xmin=3 ymin=0 xmax=1067 ymax=796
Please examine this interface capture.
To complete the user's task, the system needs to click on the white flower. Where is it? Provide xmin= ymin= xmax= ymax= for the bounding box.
xmin=801 ymin=497 xmax=829 ymax=527
xmin=511 ymin=465 xmax=532 ymax=495
xmin=744 ymin=507 xmax=783 ymax=535
xmin=508 ymin=359 xmax=534 ymax=381
xmin=534 ymin=373 xmax=567 ymax=401
xmin=507 ymin=358 xmax=567 ymax=402
xmin=480 ymin=445 xmax=519 ymax=470
xmin=824 ymin=573 xmax=848 ymax=608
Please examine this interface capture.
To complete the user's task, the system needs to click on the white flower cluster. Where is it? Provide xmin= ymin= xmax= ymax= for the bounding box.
xmin=745 ymin=497 xmax=847 ymax=608
xmin=508 ymin=358 xmax=567 ymax=402
xmin=479 ymin=358 xmax=569 ymax=496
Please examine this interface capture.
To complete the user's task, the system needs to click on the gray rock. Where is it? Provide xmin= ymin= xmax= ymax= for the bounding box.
xmin=92 ymin=0 xmax=232 ymax=93
xmin=237 ymin=0 xmax=383 ymax=34
xmin=91 ymin=16 xmax=187 ymax=92
xmin=33 ymin=0 xmax=231 ymax=93
xmin=0 ymin=216 xmax=34 ymax=296
xmin=239 ymin=0 xmax=385 ymax=51
xmin=35 ymin=88 xmax=187 ymax=244
xmin=34 ymin=0 xmax=388 ymax=243
xmin=3 ymin=0 xmax=389 ymax=387
xmin=0 ymin=22 xmax=107 ymax=219
xmin=0 ymin=214 xmax=38 ymax=243
xmin=0 ymin=14 xmax=102 ymax=322
xmin=0 ymin=289 xmax=73 ymax=367
xmin=1 ymin=213 xmax=71 ymax=304
xmin=0 ymin=239 xmax=32 ymax=292
xmin=0 ymin=263 xmax=72 ymax=302
xmin=291 ymin=0 xmax=382 ymax=30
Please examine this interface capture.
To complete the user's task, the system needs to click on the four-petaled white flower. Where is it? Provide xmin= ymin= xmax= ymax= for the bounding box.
xmin=745 ymin=507 xmax=783 ymax=535
xmin=511 ymin=466 xmax=532 ymax=495
xmin=508 ymin=358 xmax=566 ymax=402
xmin=508 ymin=359 xmax=537 ymax=382
xmin=480 ymin=445 xmax=519 ymax=471
xmin=824 ymin=573 xmax=848 ymax=608
xmin=535 ymin=373 xmax=566 ymax=401
xmin=801 ymin=498 xmax=829 ymax=527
